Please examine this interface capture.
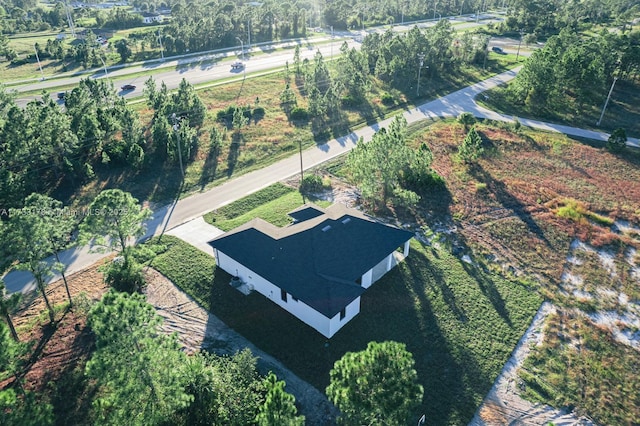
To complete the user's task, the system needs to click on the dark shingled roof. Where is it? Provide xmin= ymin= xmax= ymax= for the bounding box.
xmin=209 ymin=204 xmax=413 ymax=318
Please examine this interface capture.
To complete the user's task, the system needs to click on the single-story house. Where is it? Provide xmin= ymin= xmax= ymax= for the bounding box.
xmin=140 ymin=12 xmax=162 ymax=24
xmin=208 ymin=203 xmax=413 ymax=338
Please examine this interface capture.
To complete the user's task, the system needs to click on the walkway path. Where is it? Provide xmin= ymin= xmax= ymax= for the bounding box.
xmin=4 ymin=67 xmax=637 ymax=294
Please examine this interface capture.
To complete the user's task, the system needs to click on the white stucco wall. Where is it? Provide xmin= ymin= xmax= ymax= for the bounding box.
xmin=215 ymin=249 xmax=357 ymax=338
xmin=328 ymin=297 xmax=360 ymax=337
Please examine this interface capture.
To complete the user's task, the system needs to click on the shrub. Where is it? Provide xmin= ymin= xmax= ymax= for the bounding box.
xmin=289 ymin=107 xmax=309 ymax=122
xmin=299 ymin=175 xmax=324 ymax=193
xmin=457 ymin=112 xmax=476 ymax=128
xmin=216 ymin=106 xmax=251 ymax=127
xmin=606 ymin=128 xmax=627 ymax=153
xmin=103 ymin=255 xmax=146 ymax=293
xmin=341 ymin=95 xmax=360 ymax=108
xmin=381 ymin=93 xmax=395 ymax=106
xmin=10 ymin=57 xmax=29 ymax=66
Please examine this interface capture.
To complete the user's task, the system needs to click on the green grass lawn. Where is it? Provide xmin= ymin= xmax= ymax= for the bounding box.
xmin=146 ymin=234 xmax=541 ymax=426
xmin=202 ymin=182 xmax=331 ymax=231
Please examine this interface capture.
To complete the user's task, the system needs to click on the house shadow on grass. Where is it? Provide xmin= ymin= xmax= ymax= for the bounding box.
xmin=204 ymin=245 xmax=494 ymax=425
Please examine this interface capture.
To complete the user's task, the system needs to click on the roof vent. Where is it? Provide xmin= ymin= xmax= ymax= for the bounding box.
xmin=322 ymin=225 xmax=332 ymax=232
xmin=341 ymin=217 xmax=351 ymax=224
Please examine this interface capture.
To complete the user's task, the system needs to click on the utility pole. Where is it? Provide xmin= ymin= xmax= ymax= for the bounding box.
xmin=248 ymin=19 xmax=251 ymax=52
xmin=64 ymin=0 xmax=76 ymax=38
xmin=416 ymin=53 xmax=426 ymax=97
xmin=515 ymin=29 xmax=524 ymax=62
xmin=157 ymin=30 xmax=164 ymax=61
xmin=434 ymin=1 xmax=437 ymax=20
xmin=99 ymin=55 xmax=108 ymax=79
xmin=34 ymin=44 xmax=45 ymax=81
xmin=236 ymin=37 xmax=244 ymax=61
xmin=171 ymin=113 xmax=185 ymax=178
xmin=330 ymin=26 xmax=334 ymax=58
xmin=596 ymin=77 xmax=618 ymax=127
xmin=298 ymin=139 xmax=304 ymax=182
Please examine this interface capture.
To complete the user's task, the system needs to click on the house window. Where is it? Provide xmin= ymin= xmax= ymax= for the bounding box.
xmin=340 ymin=308 xmax=346 ymax=320
xmin=281 ymin=289 xmax=287 ymax=302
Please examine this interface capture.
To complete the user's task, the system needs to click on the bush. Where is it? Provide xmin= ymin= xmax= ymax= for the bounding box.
xmin=216 ymin=106 xmax=251 ymax=127
xmin=340 ymin=95 xmax=360 ymax=108
xmin=103 ymin=255 xmax=146 ymax=293
xmin=10 ymin=57 xmax=29 ymax=66
xmin=457 ymin=112 xmax=476 ymax=128
xmin=299 ymin=175 xmax=324 ymax=193
xmin=606 ymin=128 xmax=627 ymax=153
xmin=289 ymin=107 xmax=309 ymax=122
xmin=381 ymin=93 xmax=395 ymax=106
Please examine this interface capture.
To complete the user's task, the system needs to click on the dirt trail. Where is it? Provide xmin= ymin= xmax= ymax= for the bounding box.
xmin=468 ymin=302 xmax=595 ymax=426
xmin=144 ymin=268 xmax=339 ymax=426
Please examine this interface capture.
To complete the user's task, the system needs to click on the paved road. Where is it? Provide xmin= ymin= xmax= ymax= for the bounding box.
xmin=4 ymin=67 xmax=637 ymax=293
xmin=12 ymin=14 xmax=503 ymax=106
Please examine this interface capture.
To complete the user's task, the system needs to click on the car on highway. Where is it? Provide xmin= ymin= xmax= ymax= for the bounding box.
xmin=231 ymin=61 xmax=245 ymax=70
xmin=121 ymin=84 xmax=136 ymax=91
xmin=491 ymin=46 xmax=505 ymax=54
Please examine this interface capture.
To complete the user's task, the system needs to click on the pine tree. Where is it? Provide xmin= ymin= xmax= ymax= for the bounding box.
xmin=458 ymin=126 xmax=484 ymax=163
xmin=256 ymin=372 xmax=305 ymax=426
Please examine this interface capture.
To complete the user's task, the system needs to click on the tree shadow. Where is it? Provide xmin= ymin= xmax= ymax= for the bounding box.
xmin=406 ymin=247 xmax=468 ymax=323
xmin=45 ymin=321 xmax=97 ymax=425
xmin=198 ymin=143 xmax=219 ymax=190
xmin=460 ymin=255 xmax=512 ymax=327
xmin=469 ymin=164 xmax=551 ymax=247
xmin=226 ymin=136 xmax=241 ymax=178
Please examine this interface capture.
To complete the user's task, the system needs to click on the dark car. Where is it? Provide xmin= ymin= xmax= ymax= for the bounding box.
xmin=57 ymin=92 xmax=66 ymax=100
xmin=231 ymin=61 xmax=245 ymax=70
xmin=491 ymin=46 xmax=505 ymax=54
xmin=121 ymin=84 xmax=136 ymax=91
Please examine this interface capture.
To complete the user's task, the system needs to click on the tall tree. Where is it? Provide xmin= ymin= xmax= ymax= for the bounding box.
xmin=178 ymin=349 xmax=266 ymax=425
xmin=256 ymin=372 xmax=305 ymax=426
xmin=79 ymin=189 xmax=152 ymax=256
xmin=86 ymin=290 xmax=192 ymax=425
xmin=0 ymin=280 xmax=21 ymax=341
xmin=5 ymin=203 xmax=63 ymax=323
xmin=21 ymin=194 xmax=75 ymax=306
xmin=171 ymin=78 xmax=206 ymax=127
xmin=346 ymin=115 xmax=417 ymax=206
xmin=0 ymin=381 xmax=54 ymax=425
xmin=326 ymin=341 xmax=423 ymax=426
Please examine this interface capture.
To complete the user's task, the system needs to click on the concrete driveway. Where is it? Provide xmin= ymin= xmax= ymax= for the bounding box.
xmin=165 ymin=217 xmax=224 ymax=256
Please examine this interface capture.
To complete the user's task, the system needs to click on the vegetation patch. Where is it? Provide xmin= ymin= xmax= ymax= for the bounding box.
xmin=203 ymin=183 xmax=330 ymax=231
xmin=151 ymin=234 xmax=541 ymax=425
xmin=553 ymin=198 xmax=614 ymax=227
xmin=146 ymin=236 xmax=216 ymax=305
xmin=521 ymin=311 xmax=640 ymax=426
